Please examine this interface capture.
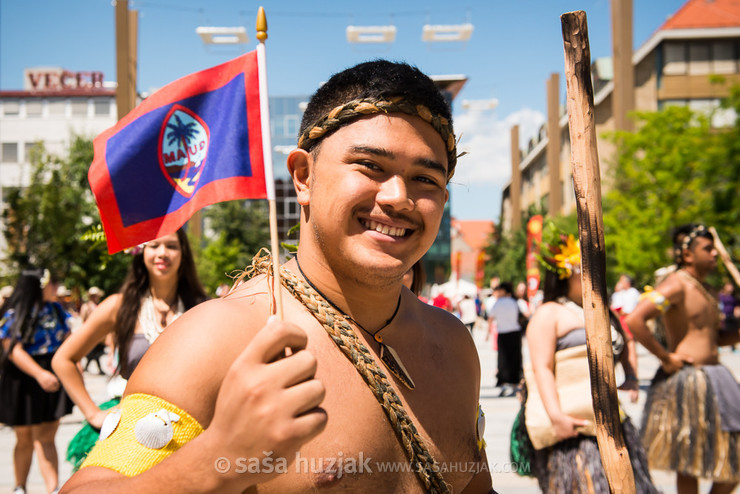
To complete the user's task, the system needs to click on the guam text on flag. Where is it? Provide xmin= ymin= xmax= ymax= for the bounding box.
xmin=89 ymin=50 xmax=268 ymax=253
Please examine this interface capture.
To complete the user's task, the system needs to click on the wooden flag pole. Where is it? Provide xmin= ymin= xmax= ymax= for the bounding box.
xmin=561 ymin=11 xmax=636 ymax=493
xmin=256 ymin=7 xmax=283 ymax=318
xmin=709 ymin=227 xmax=740 ymax=287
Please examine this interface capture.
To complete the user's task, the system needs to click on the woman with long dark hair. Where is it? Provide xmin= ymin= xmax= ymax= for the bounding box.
xmin=52 ymin=229 xmax=207 ymax=468
xmin=511 ymin=230 xmax=655 ymax=493
xmin=0 ymin=267 xmax=75 ymax=494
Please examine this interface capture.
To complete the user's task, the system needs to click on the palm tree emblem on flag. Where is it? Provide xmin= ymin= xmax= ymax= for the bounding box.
xmin=158 ymin=105 xmax=210 ymax=197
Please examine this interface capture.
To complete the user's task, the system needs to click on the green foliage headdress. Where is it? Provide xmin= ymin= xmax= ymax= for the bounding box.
xmin=536 ymin=221 xmax=581 ymax=280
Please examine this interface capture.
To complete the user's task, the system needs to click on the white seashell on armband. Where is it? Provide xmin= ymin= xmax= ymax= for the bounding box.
xmin=134 ymin=409 xmax=181 ymax=449
xmin=476 ymin=405 xmax=486 ymax=442
xmin=99 ymin=409 xmax=122 ymax=441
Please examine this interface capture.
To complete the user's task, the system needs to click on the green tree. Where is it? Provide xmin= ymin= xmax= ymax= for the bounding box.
xmin=196 ymin=199 xmax=271 ymax=294
xmin=1 ymin=137 xmax=129 ymax=293
xmin=603 ymin=99 xmax=739 ymax=288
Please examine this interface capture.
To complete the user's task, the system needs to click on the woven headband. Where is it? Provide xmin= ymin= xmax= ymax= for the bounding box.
xmin=297 ymin=96 xmax=459 ymax=180
xmin=674 ymin=224 xmax=708 ymax=264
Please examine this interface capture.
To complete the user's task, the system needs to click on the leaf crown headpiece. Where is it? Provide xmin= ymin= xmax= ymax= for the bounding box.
xmin=536 ymin=222 xmax=581 ymax=280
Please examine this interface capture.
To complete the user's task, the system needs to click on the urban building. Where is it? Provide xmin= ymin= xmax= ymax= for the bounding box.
xmin=450 ymin=219 xmax=495 ymax=285
xmin=500 ymin=0 xmax=740 ymax=231
xmin=0 ymin=67 xmax=119 ymax=257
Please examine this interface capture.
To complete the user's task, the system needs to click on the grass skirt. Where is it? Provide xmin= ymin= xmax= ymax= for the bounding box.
xmin=641 ymin=365 xmax=740 ymax=482
xmin=66 ymin=397 xmax=120 ymax=471
xmin=511 ymin=390 xmax=658 ymax=493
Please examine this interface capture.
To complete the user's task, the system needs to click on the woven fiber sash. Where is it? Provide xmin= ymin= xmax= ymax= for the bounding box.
xmin=244 ymin=252 xmax=449 ymax=493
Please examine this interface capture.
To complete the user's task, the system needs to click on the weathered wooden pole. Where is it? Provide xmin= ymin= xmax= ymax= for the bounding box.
xmin=709 ymin=227 xmax=740 ymax=287
xmin=561 ymin=11 xmax=636 ymax=494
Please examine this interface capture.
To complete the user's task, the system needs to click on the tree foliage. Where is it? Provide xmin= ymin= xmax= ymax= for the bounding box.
xmin=603 ymin=94 xmax=740 ymax=288
xmin=1 ymin=137 xmax=129 ymax=293
xmin=196 ymin=199 xmax=271 ymax=294
xmin=484 ymin=202 xmax=576 ymax=287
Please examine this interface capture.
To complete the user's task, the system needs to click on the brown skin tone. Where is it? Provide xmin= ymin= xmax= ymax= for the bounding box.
xmin=527 ymin=271 xmax=638 ymax=441
xmin=60 ymin=114 xmax=491 ymax=493
xmin=626 ymin=235 xmax=737 ymax=494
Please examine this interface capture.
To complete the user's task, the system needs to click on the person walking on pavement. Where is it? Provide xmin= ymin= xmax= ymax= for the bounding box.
xmin=489 ymin=282 xmax=522 ymax=397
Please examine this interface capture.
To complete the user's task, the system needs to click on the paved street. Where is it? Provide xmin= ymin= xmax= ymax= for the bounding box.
xmin=3 ymin=326 xmax=740 ymax=493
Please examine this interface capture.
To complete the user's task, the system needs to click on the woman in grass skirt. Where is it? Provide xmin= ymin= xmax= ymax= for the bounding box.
xmin=510 ymin=229 xmax=658 ymax=493
xmin=0 ymin=267 xmax=74 ymax=494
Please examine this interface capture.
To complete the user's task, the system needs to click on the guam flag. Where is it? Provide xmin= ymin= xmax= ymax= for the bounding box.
xmin=89 ymin=49 xmax=273 ymax=253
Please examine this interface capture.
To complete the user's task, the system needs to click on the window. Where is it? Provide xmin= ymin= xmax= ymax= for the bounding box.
xmin=1 ymin=143 xmax=18 ymax=163
xmin=688 ymin=42 xmax=711 ymax=75
xmin=26 ymin=100 xmax=43 ymax=117
xmin=663 ymin=42 xmax=687 ymax=75
xmin=271 ymin=118 xmax=284 ymax=138
xmin=2 ymin=100 xmax=20 ymax=116
xmin=94 ymin=99 xmax=110 ymax=116
xmin=24 ymin=142 xmax=41 ymax=163
xmin=48 ymin=98 xmax=66 ymax=116
xmin=71 ymin=99 xmax=88 ymax=116
xmin=712 ymin=41 xmax=736 ymax=74
xmin=284 ymin=116 xmax=299 ymax=137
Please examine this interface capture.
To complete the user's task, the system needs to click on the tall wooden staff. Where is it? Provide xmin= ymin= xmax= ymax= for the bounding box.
xmin=709 ymin=227 xmax=740 ymax=287
xmin=561 ymin=11 xmax=636 ymax=493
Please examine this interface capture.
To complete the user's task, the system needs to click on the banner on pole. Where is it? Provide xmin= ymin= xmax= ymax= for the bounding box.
xmin=526 ymin=215 xmax=543 ymax=300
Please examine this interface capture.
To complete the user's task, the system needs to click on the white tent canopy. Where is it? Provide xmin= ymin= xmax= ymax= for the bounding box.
xmin=433 ymin=278 xmax=479 ymax=301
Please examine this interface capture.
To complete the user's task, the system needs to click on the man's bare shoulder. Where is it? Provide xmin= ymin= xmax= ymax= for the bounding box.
xmin=656 ymin=271 xmax=687 ymax=305
xmin=125 ymin=275 xmax=274 ymax=426
xmin=413 ymin=295 xmax=480 ymax=376
xmin=416 ymin=297 xmax=471 ymax=339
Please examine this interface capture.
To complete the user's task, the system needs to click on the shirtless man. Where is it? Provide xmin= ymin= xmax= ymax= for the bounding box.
xmin=60 ymin=60 xmax=492 ymax=493
xmin=626 ymin=224 xmax=740 ymax=494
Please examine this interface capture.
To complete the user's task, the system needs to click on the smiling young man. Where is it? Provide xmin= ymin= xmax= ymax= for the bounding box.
xmin=60 ymin=61 xmax=493 ymax=493
xmin=626 ymin=224 xmax=740 ymax=494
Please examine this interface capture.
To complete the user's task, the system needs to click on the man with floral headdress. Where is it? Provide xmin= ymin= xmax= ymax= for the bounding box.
xmin=626 ymin=224 xmax=740 ymax=494
xmin=61 ymin=60 xmax=493 ymax=493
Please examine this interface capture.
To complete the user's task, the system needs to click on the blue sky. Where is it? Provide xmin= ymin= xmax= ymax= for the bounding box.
xmin=0 ymin=0 xmax=686 ymax=222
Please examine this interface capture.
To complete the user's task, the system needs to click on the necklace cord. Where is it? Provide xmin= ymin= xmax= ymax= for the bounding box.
xmin=294 ymin=255 xmax=401 ymax=338
xmin=245 ymin=250 xmax=448 ymax=493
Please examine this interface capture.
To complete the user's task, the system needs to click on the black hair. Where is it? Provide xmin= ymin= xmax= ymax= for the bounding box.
xmin=543 ymin=270 xmax=570 ymax=303
xmin=0 ymin=266 xmax=54 ymax=366
xmin=299 ymin=60 xmax=454 ymax=173
xmin=497 ymin=282 xmax=514 ymax=297
xmin=410 ymin=260 xmax=426 ymax=297
xmin=672 ymin=223 xmax=713 ymax=266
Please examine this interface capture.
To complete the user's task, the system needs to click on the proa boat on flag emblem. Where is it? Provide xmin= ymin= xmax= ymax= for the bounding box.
xmin=158 ymin=105 xmax=210 ymax=197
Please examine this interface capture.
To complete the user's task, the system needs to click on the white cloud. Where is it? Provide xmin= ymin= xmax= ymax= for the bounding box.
xmin=448 ymin=107 xmax=545 ymax=221
xmin=452 ymin=107 xmax=546 ymax=189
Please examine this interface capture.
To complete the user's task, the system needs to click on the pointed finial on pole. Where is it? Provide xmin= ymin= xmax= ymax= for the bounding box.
xmin=256 ymin=6 xmax=267 ymax=43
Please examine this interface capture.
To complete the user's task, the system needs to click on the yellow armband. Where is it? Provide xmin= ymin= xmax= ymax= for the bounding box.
xmin=80 ymin=393 xmax=204 ymax=477
xmin=641 ymin=290 xmax=671 ymax=314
